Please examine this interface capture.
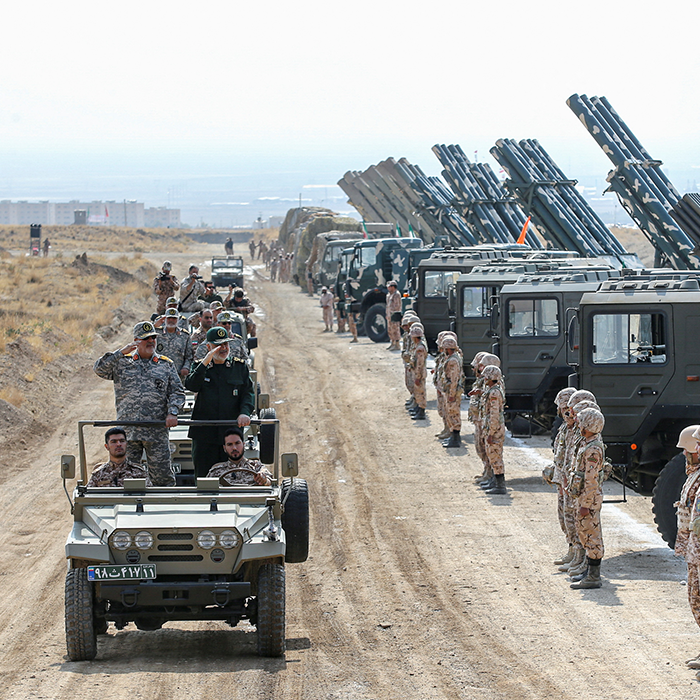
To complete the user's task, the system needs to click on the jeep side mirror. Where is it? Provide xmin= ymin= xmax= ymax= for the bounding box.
xmin=258 ymin=393 xmax=270 ymax=410
xmin=280 ymin=453 xmax=299 ymax=477
xmin=247 ymin=337 xmax=258 ymax=350
xmin=61 ymin=454 xmax=76 ymax=480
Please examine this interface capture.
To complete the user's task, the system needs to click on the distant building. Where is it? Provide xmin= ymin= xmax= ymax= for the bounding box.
xmin=0 ymin=199 xmax=179 ymax=227
xmin=268 ymin=216 xmax=284 ymax=228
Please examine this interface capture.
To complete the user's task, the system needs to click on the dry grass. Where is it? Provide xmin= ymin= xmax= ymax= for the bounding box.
xmin=0 ymin=254 xmax=157 ymax=360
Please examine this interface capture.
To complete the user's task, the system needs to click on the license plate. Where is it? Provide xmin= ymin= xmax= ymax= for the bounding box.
xmin=87 ymin=564 xmax=157 ymax=581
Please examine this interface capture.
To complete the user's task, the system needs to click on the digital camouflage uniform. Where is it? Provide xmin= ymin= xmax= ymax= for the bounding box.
xmin=194 ymin=335 xmax=248 ymax=363
xmin=386 ymin=289 xmax=402 ymax=343
xmin=208 ymin=457 xmax=273 ymax=486
xmin=93 ymin=350 xmax=185 ymax=486
xmin=442 ymin=352 xmax=463 ymax=432
xmin=480 ymin=382 xmax=505 ymax=475
xmin=87 ymin=460 xmax=152 ymax=487
xmin=152 ymin=274 xmax=180 ymax=315
xmin=156 ymin=327 xmax=193 ymax=374
xmin=569 ymin=436 xmax=605 ymax=560
xmin=412 ymin=336 xmax=428 ymax=410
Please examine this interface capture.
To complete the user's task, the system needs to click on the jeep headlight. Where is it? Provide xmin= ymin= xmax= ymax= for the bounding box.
xmin=197 ymin=530 xmax=217 ymax=549
xmin=219 ymin=529 xmax=240 ymax=549
xmin=134 ymin=531 xmax=154 ymax=550
xmin=112 ymin=531 xmax=132 ymax=550
xmin=169 ymin=441 xmax=177 ymax=454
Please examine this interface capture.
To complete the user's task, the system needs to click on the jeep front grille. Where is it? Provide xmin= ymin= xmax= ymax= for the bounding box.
xmin=148 ymin=555 xmax=203 ymax=562
xmin=157 ymin=533 xmax=193 ymax=541
xmin=157 ymin=544 xmax=194 ymax=551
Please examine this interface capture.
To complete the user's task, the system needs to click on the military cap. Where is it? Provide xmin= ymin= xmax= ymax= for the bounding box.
xmin=133 ymin=321 xmax=157 ymax=339
xmin=481 ymin=364 xmax=502 ymax=381
xmin=442 ymin=336 xmax=458 ymax=349
xmin=166 ymin=297 xmax=178 ymax=306
xmin=164 ymin=308 xmax=180 ymax=318
xmin=578 ymin=407 xmax=604 ymax=434
xmin=206 ymin=326 xmax=231 ymax=345
xmin=387 ymin=280 xmax=398 ymax=288
xmin=568 ymin=389 xmax=596 ymax=408
xmin=209 ymin=301 xmax=224 ymax=310
xmin=217 ymin=311 xmax=235 ymax=323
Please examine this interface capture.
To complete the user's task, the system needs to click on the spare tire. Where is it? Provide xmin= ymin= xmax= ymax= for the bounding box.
xmin=364 ymin=303 xmax=388 ymax=343
xmin=281 ymin=478 xmax=309 ymax=563
xmin=259 ymin=407 xmax=276 ymax=420
xmin=258 ymin=408 xmax=277 ymax=465
xmin=652 ymin=452 xmax=686 ymax=548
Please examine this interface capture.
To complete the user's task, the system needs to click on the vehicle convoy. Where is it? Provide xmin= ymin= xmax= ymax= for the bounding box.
xmin=566 ymin=269 xmax=700 ymax=546
xmin=62 ymin=417 xmax=308 ymax=660
xmin=211 ymin=256 xmax=245 ymax=289
xmin=305 ymin=231 xmax=363 ymax=292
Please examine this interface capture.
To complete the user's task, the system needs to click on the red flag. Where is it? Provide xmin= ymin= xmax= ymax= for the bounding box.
xmin=516 ymin=216 xmax=530 ymax=245
xmin=105 ymin=206 xmax=109 ymax=218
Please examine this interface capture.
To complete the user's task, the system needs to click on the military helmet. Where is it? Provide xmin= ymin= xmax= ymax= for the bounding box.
xmin=573 ymin=400 xmax=600 ymax=415
xmin=206 ymin=326 xmax=231 ymax=345
xmin=233 ymin=287 xmax=244 ymax=297
xmin=409 ymin=324 xmax=424 ymax=338
xmin=442 ymin=336 xmax=458 ymax=349
xmin=133 ymin=321 xmax=157 ymax=339
xmin=578 ymin=407 xmax=605 ymax=434
xmin=162 ymin=261 xmax=172 ymax=270
xmin=479 ymin=353 xmax=501 ymax=369
xmin=481 ymin=364 xmax=502 ymax=381
xmin=471 ymin=351 xmax=486 ymax=368
xmin=568 ymin=389 xmax=596 ymax=408
xmin=678 ymin=425 xmax=700 ymax=451
xmin=555 ymin=387 xmax=576 ymax=408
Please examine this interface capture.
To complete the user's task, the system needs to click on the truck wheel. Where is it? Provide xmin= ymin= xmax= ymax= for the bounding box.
xmin=364 ymin=303 xmax=388 ymax=343
xmin=256 ymin=563 xmax=286 ymax=657
xmin=65 ymin=568 xmax=97 ymax=661
xmin=281 ymin=478 xmax=309 ymax=563
xmin=652 ymin=452 xmax=686 ymax=548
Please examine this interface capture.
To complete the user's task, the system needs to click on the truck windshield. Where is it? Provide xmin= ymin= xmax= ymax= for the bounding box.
xmin=423 ymin=270 xmax=461 ymax=298
xmin=462 ymin=286 xmax=488 ymax=317
xmin=508 ymin=298 xmax=559 ymax=337
xmin=592 ymin=312 xmax=666 ymax=364
xmin=359 ymin=246 xmax=377 ymax=267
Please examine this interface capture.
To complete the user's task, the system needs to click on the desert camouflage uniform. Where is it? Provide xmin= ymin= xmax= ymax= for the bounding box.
xmin=93 ymin=351 xmax=185 ymax=486
xmin=442 ymin=352 xmax=463 ymax=432
xmin=270 ymin=258 xmax=279 ymax=282
xmin=469 ymin=377 xmax=487 ymax=468
xmin=561 ymin=425 xmax=584 ymax=545
xmin=386 ymin=289 xmax=402 ymax=343
xmin=156 ymin=327 xmax=193 ymax=374
xmin=481 ymin=382 xmax=505 ymax=475
xmin=412 ymin=337 xmax=428 ymax=410
xmin=686 ymin=490 xmax=700 ymax=628
xmin=208 ymin=457 xmax=273 ymax=486
xmin=152 ymin=275 xmax=180 ymax=315
xmin=320 ymin=290 xmax=334 ymax=328
xmin=552 ymin=421 xmax=574 ymax=542
xmin=87 ymin=460 xmax=152 ymax=487
xmin=570 ymin=436 xmax=605 ymax=559
xmin=433 ymin=349 xmax=446 ymax=425
xmin=228 ymin=296 xmax=257 ymax=337
xmin=402 ymin=332 xmax=415 ymax=398
xmin=179 ymin=276 xmax=206 ymax=313
xmin=675 ymin=458 xmax=700 ymax=557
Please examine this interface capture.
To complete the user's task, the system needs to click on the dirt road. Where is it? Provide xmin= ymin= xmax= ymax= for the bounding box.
xmin=1 ymin=246 xmax=698 ymax=699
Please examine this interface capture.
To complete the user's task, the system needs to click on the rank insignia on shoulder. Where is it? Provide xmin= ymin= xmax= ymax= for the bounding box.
xmin=158 ymin=355 xmax=174 ymax=363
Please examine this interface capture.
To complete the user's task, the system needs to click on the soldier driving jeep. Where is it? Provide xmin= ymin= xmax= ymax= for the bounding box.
xmin=207 ymin=427 xmax=272 ymax=486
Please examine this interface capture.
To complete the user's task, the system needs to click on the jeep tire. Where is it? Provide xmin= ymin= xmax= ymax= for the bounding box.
xmin=652 ymin=452 xmax=686 ymax=548
xmin=256 ymin=562 xmax=286 ymax=657
xmin=281 ymin=478 xmax=309 ymax=563
xmin=364 ymin=303 xmax=388 ymax=343
xmin=65 ymin=568 xmax=97 ymax=661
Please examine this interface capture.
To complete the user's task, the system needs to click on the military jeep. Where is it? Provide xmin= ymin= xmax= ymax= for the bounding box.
xmin=211 ymin=256 xmax=245 ymax=289
xmin=62 ymin=417 xmax=308 ymax=660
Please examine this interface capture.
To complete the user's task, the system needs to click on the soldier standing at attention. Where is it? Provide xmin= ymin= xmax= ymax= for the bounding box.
xmin=480 ymin=364 xmax=507 ymax=494
xmin=674 ymin=426 xmax=700 ymax=560
xmin=401 ymin=313 xmax=419 ymax=411
xmin=685 ymin=427 xmax=700 ymax=675
xmin=474 ymin=353 xmax=502 ymax=490
xmin=248 ymin=238 xmax=256 ymax=259
xmin=344 ymin=279 xmax=359 ymax=343
xmin=568 ymin=407 xmax=606 ymax=589
xmin=441 ymin=335 xmax=464 ymax=448
xmin=385 ymin=280 xmax=402 ymax=351
xmin=185 ymin=327 xmax=255 ymax=477
xmin=433 ymin=332 xmax=449 ymax=440
xmin=319 ymin=286 xmax=334 ymax=332
xmin=156 ymin=308 xmax=193 ymax=379
xmin=94 ymin=321 xmax=185 ymax=486
xmin=409 ymin=323 xmax=428 ymax=421
xmin=152 ymin=261 xmax=180 ymax=315
xmin=87 ymin=427 xmax=152 ymax=487
xmin=468 ymin=352 xmax=487 ymax=481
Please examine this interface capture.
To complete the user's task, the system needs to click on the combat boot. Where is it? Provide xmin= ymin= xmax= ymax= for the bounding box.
xmin=559 ymin=545 xmax=584 ymax=572
xmin=569 ymin=566 xmax=588 ymax=582
xmin=553 ymin=545 xmax=575 ymax=566
xmin=685 ymin=655 xmax=700 ymax=669
xmin=411 ymin=407 xmax=426 ymax=420
xmin=485 ymin=474 xmax=506 ymax=494
xmin=443 ymin=431 xmax=461 ymax=448
xmin=405 ymin=398 xmax=416 ymax=410
xmin=570 ymin=559 xmax=602 ymax=589
xmin=568 ymin=553 xmax=589 ymax=578
xmin=479 ymin=472 xmax=495 ymax=489
xmin=435 ymin=427 xmax=451 ymax=440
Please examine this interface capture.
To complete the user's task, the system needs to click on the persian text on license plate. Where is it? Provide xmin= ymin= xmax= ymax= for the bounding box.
xmin=87 ymin=564 xmax=156 ymax=581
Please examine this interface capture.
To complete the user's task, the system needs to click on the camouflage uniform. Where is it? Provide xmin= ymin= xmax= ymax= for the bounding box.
xmin=87 ymin=459 xmax=152 ymax=487
xmin=562 ymin=425 xmax=583 ymax=546
xmin=402 ymin=331 xmax=415 ymax=398
xmin=675 ymin=458 xmax=700 ymax=558
xmin=156 ymin=327 xmax=193 ymax=374
xmin=208 ymin=457 xmax=273 ymax=486
xmin=552 ymin=421 xmax=575 ymax=542
xmin=320 ymin=290 xmax=334 ymax=329
xmin=412 ymin=336 xmax=428 ymax=410
xmin=228 ymin=296 xmax=257 ymax=337
xmin=569 ymin=436 xmax=605 ymax=560
xmin=469 ymin=376 xmax=487 ymax=468
xmin=93 ymin=350 xmax=185 ymax=486
xmin=152 ymin=274 xmax=180 ymax=314
xmin=433 ymin=346 xmax=447 ymax=429
xmin=442 ymin=352 xmax=463 ymax=432
xmin=179 ymin=276 xmax=206 ymax=312
xmin=687 ymin=490 xmax=700 ymax=629
xmin=480 ymin=382 xmax=505 ymax=475
xmin=386 ymin=289 xmax=402 ymax=343
xmin=194 ymin=335 xmax=248 ymax=363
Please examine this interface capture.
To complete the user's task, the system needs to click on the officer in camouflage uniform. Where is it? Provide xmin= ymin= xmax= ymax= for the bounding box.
xmin=190 ymin=308 xmax=214 ymax=355
xmin=152 ymin=261 xmax=180 ymax=315
xmin=194 ymin=311 xmax=249 ymax=363
xmin=156 ymin=308 xmax=193 ymax=378
xmin=441 ymin=335 xmax=464 ymax=448
xmin=94 ymin=321 xmax=185 ymax=486
xmin=87 ymin=427 xmax=152 ymax=487
xmin=386 ymin=280 xmax=402 ymax=351
xmin=409 ymin=323 xmax=428 ymax=421
xmin=226 ymin=287 xmax=257 ymax=337
xmin=480 ymin=364 xmax=507 ymax=494
xmin=207 ymin=427 xmax=273 ymax=486
xmin=185 ymin=326 xmax=256 ymax=476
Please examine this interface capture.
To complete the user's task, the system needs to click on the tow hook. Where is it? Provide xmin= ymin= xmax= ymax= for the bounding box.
xmin=121 ymin=589 xmax=139 ymax=608
xmin=212 ymin=587 xmax=231 ymax=607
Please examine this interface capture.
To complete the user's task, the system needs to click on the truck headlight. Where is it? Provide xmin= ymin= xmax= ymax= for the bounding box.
xmin=218 ymin=530 xmax=240 ymax=549
xmin=112 ymin=531 xmax=132 ymax=550
xmin=197 ymin=530 xmax=217 ymax=549
xmin=134 ymin=531 xmax=154 ymax=550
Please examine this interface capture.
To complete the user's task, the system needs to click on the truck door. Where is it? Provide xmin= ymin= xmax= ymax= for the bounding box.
xmin=456 ymin=283 xmax=492 ymax=368
xmin=500 ymin=294 xmax=561 ymax=396
xmin=581 ymin=305 xmax=672 ymax=438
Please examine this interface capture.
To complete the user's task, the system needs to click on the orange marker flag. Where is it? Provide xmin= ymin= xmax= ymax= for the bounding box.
xmin=516 ymin=216 xmax=531 ymax=245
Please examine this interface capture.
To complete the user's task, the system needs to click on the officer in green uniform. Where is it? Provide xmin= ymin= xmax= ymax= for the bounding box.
xmin=184 ymin=326 xmax=255 ymax=476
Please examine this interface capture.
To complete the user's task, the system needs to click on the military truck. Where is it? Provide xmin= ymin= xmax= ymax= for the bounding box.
xmin=489 ymin=269 xmax=621 ymax=430
xmin=62 ymin=417 xmax=308 ymax=660
xmin=566 ymin=269 xmax=700 ymax=546
xmin=305 ymin=231 xmax=363 ymax=292
xmin=211 ymin=256 xmax=245 ymax=289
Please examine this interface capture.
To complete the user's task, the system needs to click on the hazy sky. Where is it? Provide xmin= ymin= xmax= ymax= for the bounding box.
xmin=0 ymin=0 xmax=698 ymax=220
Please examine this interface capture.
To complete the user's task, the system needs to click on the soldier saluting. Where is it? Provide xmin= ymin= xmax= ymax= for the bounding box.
xmin=94 ymin=321 xmax=185 ymax=486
